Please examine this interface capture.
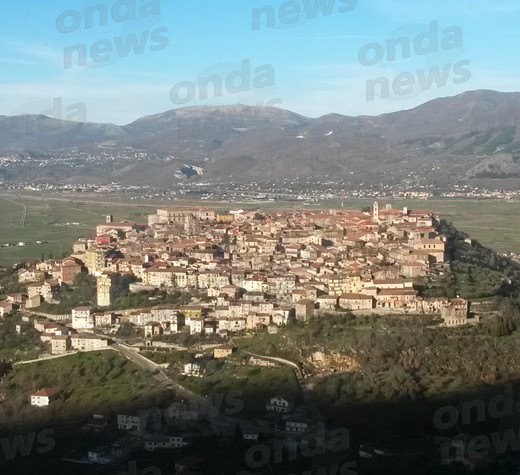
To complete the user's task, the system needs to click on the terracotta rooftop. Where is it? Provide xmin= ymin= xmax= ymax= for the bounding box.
xmin=31 ymin=388 xmax=60 ymax=397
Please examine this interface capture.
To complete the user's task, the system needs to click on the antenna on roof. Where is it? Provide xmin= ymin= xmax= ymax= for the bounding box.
xmin=341 ymin=191 xmax=344 ymax=214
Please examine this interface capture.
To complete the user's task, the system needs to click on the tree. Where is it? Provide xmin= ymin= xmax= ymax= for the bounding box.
xmin=0 ymin=360 xmax=13 ymax=379
xmin=490 ymin=314 xmax=516 ymax=337
xmin=117 ymin=322 xmax=134 ymax=337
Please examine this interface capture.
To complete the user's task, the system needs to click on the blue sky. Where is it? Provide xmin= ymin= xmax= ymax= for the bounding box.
xmin=1 ymin=0 xmax=519 ymax=124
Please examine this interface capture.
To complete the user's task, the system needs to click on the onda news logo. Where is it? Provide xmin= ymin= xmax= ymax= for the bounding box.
xmin=0 ymin=429 xmax=55 ymax=462
xmin=56 ymin=0 xmax=169 ymax=69
xmin=360 ymin=20 xmax=471 ymax=102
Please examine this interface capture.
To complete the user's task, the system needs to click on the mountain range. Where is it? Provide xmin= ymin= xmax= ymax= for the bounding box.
xmin=2 ymin=89 xmax=520 ymax=187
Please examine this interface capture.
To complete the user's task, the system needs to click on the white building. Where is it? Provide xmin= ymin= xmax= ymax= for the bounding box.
xmin=266 ymin=396 xmax=294 ymax=413
xmin=70 ymin=334 xmax=108 ymax=351
xmin=189 ymin=317 xmax=204 ymax=335
xmin=72 ymin=307 xmax=94 ymax=330
xmin=117 ymin=413 xmax=145 ymax=431
xmin=30 ymin=388 xmax=61 ymax=407
xmin=144 ymin=435 xmax=187 ymax=451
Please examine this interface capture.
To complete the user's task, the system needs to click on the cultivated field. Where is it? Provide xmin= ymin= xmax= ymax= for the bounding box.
xmin=0 ymin=193 xmax=159 ymax=266
xmin=0 ymin=191 xmax=519 ymax=266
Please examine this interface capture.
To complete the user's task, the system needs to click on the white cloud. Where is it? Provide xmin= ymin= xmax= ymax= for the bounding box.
xmin=0 ymin=40 xmax=64 ymax=68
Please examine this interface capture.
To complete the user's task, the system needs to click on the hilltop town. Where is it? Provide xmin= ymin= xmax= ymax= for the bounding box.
xmin=0 ymin=202 xmax=489 ymax=471
xmin=1 ymin=203 xmax=473 ymax=353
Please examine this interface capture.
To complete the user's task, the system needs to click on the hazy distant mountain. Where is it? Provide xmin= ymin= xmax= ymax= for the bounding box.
xmin=0 ymin=114 xmax=129 ymax=151
xmin=2 ymin=90 xmax=520 ymax=186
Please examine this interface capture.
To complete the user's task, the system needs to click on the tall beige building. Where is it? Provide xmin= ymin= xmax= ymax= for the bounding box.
xmin=97 ymin=273 xmax=113 ymax=307
xmin=85 ymin=247 xmax=107 ymax=275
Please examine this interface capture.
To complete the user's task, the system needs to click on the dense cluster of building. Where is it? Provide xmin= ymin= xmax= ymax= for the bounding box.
xmin=1 ymin=204 xmax=472 ymax=341
xmin=81 ymin=204 xmax=467 ymax=327
xmin=11 ymin=311 xmax=110 ymax=355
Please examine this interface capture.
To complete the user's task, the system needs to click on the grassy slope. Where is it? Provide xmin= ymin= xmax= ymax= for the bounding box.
xmin=0 ymin=350 xmax=167 ymax=433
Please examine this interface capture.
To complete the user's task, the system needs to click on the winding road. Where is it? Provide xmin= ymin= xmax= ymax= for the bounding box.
xmin=110 ymin=342 xmax=207 ymax=406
